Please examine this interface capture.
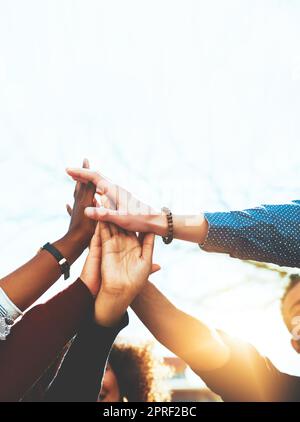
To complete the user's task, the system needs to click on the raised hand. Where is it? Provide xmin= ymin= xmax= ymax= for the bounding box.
xmin=66 ymin=166 xmax=209 ymax=244
xmin=66 ymin=167 xmax=166 ymax=235
xmin=94 ymin=222 xmax=156 ymax=327
xmin=67 ymin=160 xmax=97 ymax=247
xmin=80 ymin=223 xmax=102 ymax=297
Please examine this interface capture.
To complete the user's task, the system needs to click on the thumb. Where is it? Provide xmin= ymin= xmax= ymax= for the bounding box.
xmin=66 ymin=204 xmax=73 ymax=216
xmin=85 ymin=207 xmax=119 ymax=222
xmin=142 ymin=233 xmax=155 ymax=262
xmin=150 ymin=263 xmax=161 ymax=274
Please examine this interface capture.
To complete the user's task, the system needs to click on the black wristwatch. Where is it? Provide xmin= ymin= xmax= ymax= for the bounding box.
xmin=42 ymin=242 xmax=70 ymax=280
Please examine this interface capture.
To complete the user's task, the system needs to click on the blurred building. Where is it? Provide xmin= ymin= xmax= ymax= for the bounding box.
xmin=164 ymin=357 xmax=221 ymax=402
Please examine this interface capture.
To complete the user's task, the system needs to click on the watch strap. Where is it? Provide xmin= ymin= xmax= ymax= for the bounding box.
xmin=42 ymin=242 xmax=70 ymax=280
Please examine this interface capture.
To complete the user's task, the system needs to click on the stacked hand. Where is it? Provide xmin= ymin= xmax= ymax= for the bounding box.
xmin=66 ymin=166 xmax=209 ymax=244
xmin=80 ymin=221 xmax=157 ymax=326
xmin=66 ymin=159 xmax=97 ymax=248
xmin=66 ymin=167 xmax=168 ymax=236
xmin=67 ymin=161 xmax=160 ymax=326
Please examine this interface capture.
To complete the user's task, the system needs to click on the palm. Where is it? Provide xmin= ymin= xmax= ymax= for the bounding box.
xmin=101 ymin=231 xmax=149 ymax=295
xmin=93 ymin=221 xmax=155 ymax=326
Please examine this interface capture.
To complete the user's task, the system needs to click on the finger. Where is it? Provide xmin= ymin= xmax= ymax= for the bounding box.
xmin=109 ymin=223 xmax=119 ymax=236
xmin=126 ymin=230 xmax=138 ymax=239
xmin=86 ymin=181 xmax=96 ymax=196
xmin=98 ymin=221 xmax=111 ymax=243
xmin=150 ymin=263 xmax=161 ymax=274
xmin=101 ymin=194 xmax=114 ymax=210
xmin=118 ymin=227 xmax=131 ymax=236
xmin=83 ymin=158 xmax=90 ymax=169
xmin=74 ymin=180 xmax=81 ymax=197
xmin=90 ymin=222 xmax=102 ymax=248
xmin=84 ymin=207 xmax=123 ymax=224
xmin=74 ymin=159 xmax=88 ymax=198
xmin=138 ymin=232 xmax=145 ymax=245
xmin=95 ymin=221 xmax=101 ymax=235
xmin=67 ymin=168 xmax=102 ymax=187
xmin=66 ymin=204 xmax=73 ymax=216
xmin=93 ymin=197 xmax=101 ymax=208
xmin=81 ymin=160 xmax=95 ymax=197
xmin=66 ymin=168 xmax=110 ymax=195
xmin=141 ymin=233 xmax=155 ymax=262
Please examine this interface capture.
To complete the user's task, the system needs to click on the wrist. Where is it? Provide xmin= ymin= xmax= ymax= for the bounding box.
xmin=55 ymin=230 xmax=88 ymax=267
xmin=80 ymin=273 xmax=98 ymax=298
xmin=65 ymin=229 xmax=90 ymax=250
xmin=151 ymin=214 xmax=208 ymax=244
xmin=148 ymin=213 xmax=168 ymax=236
xmin=94 ymin=290 xmax=128 ymax=327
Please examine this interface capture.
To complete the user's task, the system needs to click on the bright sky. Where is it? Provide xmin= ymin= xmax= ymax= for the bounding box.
xmin=1 ymin=0 xmax=300 ymax=381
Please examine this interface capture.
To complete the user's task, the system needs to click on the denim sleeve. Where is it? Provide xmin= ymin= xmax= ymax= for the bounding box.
xmin=200 ymin=200 xmax=300 ymax=268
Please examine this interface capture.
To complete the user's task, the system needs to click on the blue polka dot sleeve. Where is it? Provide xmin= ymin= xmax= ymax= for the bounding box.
xmin=200 ymin=200 xmax=300 ymax=268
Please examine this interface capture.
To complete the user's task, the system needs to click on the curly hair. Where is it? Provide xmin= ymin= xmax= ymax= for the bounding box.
xmin=109 ymin=342 xmax=172 ymax=402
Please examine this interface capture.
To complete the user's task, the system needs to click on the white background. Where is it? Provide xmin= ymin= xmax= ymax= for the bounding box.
xmin=1 ymin=0 xmax=300 ymax=380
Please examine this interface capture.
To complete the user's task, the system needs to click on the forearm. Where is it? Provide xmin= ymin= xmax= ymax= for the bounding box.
xmin=131 ymin=281 xmax=229 ymax=372
xmin=0 ymin=230 xmax=87 ymax=311
xmin=151 ymin=201 xmax=300 ymax=268
xmin=149 ymin=214 xmax=208 ymax=244
xmin=45 ymin=313 xmax=129 ymax=402
xmin=94 ymin=290 xmax=130 ymax=328
xmin=201 ymin=201 xmax=300 ymax=267
xmin=0 ymin=278 xmax=94 ymax=402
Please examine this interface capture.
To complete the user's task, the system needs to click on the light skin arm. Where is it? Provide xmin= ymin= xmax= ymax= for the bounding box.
xmin=66 ymin=168 xmax=209 ymax=244
xmin=0 ymin=159 xmax=96 ymax=311
xmin=131 ymin=281 xmax=230 ymax=373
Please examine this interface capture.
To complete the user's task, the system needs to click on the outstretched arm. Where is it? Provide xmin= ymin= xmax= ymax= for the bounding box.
xmin=0 ymin=160 xmax=96 ymax=314
xmin=66 ymin=167 xmax=208 ymax=244
xmin=131 ymin=281 xmax=230 ymax=373
xmin=43 ymin=222 xmax=155 ymax=402
xmin=44 ymin=314 xmax=129 ymax=402
xmin=132 ymin=281 xmax=295 ymax=402
xmin=0 ymin=277 xmax=95 ymax=402
xmin=200 ymin=201 xmax=300 ymax=267
xmin=66 ymin=167 xmax=300 ymax=268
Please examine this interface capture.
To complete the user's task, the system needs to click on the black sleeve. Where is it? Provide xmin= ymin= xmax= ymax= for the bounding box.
xmin=44 ymin=313 xmax=129 ymax=402
xmin=195 ymin=331 xmax=300 ymax=402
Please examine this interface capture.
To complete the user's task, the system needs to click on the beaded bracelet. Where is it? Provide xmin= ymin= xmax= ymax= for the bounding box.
xmin=161 ymin=207 xmax=174 ymax=244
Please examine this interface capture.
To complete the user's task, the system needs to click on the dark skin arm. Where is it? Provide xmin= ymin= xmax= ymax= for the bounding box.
xmin=0 ymin=159 xmax=96 ymax=311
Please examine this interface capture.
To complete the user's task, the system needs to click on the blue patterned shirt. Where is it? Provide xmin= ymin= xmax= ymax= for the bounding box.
xmin=200 ymin=200 xmax=300 ymax=268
